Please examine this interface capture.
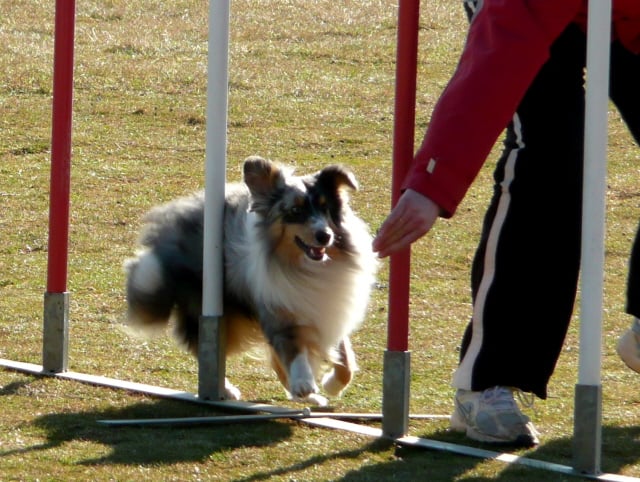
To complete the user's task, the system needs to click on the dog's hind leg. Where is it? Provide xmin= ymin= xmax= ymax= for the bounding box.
xmin=322 ymin=337 xmax=356 ymax=397
xmin=223 ymin=379 xmax=242 ymax=400
xmin=176 ymin=311 xmax=243 ymax=401
xmin=172 ymin=307 xmax=200 ymax=357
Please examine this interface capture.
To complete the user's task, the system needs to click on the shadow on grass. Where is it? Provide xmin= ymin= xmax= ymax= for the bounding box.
xmin=337 ymin=425 xmax=640 ymax=481
xmin=0 ymin=379 xmax=32 ymax=395
xmin=233 ymin=437 xmax=394 ymax=482
xmin=3 ymin=376 xmax=638 ymax=480
xmin=23 ymin=398 xmax=294 ymax=466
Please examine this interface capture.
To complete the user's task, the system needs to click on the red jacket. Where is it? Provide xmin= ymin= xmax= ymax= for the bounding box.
xmin=403 ymin=0 xmax=640 ymax=217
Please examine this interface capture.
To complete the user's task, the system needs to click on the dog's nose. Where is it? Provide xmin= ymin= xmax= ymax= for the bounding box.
xmin=315 ymin=230 xmax=332 ymax=246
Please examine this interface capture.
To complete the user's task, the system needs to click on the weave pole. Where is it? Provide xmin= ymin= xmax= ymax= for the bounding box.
xmin=43 ymin=0 xmax=76 ymax=374
xmin=3 ymin=2 xmax=637 ymax=478
xmin=382 ymin=0 xmax=420 ymax=438
xmin=198 ymin=0 xmax=231 ymax=401
xmin=573 ymin=0 xmax=612 ymax=474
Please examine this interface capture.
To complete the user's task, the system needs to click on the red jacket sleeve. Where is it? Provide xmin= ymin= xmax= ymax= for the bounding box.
xmin=402 ymin=0 xmax=583 ymax=217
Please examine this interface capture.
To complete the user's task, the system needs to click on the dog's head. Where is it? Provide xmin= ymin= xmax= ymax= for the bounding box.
xmin=243 ymin=155 xmax=359 ymax=264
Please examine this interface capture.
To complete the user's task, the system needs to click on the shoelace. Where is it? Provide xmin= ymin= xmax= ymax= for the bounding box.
xmin=514 ymin=388 xmax=535 ymax=410
xmin=480 ymin=386 xmax=519 ymax=411
xmin=513 ymin=387 xmax=539 ymax=422
xmin=480 ymin=386 xmax=536 ymax=416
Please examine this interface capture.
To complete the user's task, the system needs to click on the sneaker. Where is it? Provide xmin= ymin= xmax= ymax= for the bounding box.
xmin=450 ymin=386 xmax=540 ymax=447
xmin=617 ymin=328 xmax=640 ymax=374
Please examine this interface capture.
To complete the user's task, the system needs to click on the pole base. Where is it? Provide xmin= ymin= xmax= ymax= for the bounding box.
xmin=573 ymin=384 xmax=602 ymax=475
xmin=382 ymin=350 xmax=411 ymax=438
xmin=198 ymin=315 xmax=226 ymax=400
xmin=43 ymin=291 xmax=69 ymax=373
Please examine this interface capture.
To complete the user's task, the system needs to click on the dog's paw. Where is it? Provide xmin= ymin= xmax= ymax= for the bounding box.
xmin=303 ymin=393 xmax=328 ymax=407
xmin=321 ymin=371 xmax=348 ymax=397
xmin=224 ymin=378 xmax=242 ymax=400
xmin=289 ymin=377 xmax=319 ymax=400
xmin=288 ymin=353 xmax=319 ymax=400
xmin=287 ymin=390 xmax=328 ymax=407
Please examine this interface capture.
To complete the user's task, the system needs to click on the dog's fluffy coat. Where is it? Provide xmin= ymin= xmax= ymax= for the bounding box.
xmin=124 ymin=156 xmax=377 ymax=405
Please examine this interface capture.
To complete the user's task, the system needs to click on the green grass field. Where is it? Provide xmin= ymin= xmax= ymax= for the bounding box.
xmin=1 ymin=0 xmax=639 ymax=480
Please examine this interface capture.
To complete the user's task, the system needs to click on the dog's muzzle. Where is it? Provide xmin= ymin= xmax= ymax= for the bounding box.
xmin=295 ymin=229 xmax=333 ymax=261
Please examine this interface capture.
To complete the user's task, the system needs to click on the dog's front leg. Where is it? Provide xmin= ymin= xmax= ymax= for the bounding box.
xmin=288 ymin=348 xmax=316 ymax=396
xmin=288 ymin=348 xmax=327 ymax=407
xmin=261 ymin=311 xmax=326 ymax=406
xmin=322 ymin=336 xmax=356 ymax=397
xmin=271 ymin=327 xmax=318 ymax=399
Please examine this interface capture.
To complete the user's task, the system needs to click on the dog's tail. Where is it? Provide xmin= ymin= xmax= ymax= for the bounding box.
xmin=124 ymin=250 xmax=174 ymax=330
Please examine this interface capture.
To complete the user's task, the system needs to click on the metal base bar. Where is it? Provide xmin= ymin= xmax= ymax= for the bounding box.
xmin=99 ymin=412 xmax=317 ymax=427
xmin=97 ymin=412 xmax=450 ymax=427
xmin=1 ymin=359 xmax=637 ymax=481
xmin=573 ymin=384 xmax=603 ymax=475
xmin=382 ymin=350 xmax=410 ymax=438
xmin=42 ymin=292 xmax=69 ymax=373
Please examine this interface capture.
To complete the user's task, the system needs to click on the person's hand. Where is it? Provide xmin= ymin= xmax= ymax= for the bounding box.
xmin=372 ymin=189 xmax=440 ymax=258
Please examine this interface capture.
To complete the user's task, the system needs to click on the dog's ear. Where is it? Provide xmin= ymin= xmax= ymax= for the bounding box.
xmin=243 ymin=156 xmax=285 ymax=210
xmin=316 ymin=165 xmax=359 ymax=195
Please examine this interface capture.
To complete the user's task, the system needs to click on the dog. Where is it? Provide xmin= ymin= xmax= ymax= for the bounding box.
xmin=124 ymin=156 xmax=377 ymax=406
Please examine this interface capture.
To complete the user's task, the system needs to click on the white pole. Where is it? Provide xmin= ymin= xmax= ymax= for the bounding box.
xmin=579 ymin=0 xmax=611 ymax=388
xmin=574 ymin=0 xmax=611 ymax=474
xmin=202 ymin=0 xmax=229 ymax=317
xmin=199 ymin=0 xmax=230 ymax=400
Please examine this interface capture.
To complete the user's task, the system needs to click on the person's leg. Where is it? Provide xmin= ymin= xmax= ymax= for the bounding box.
xmin=608 ymin=41 xmax=640 ymax=371
xmin=450 ymin=24 xmax=588 ymax=446
xmin=455 ymin=24 xmax=587 ymax=399
xmin=618 ymin=228 xmax=640 ymax=370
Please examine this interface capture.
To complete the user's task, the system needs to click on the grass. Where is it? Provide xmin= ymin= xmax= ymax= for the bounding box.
xmin=1 ymin=0 xmax=640 ymax=480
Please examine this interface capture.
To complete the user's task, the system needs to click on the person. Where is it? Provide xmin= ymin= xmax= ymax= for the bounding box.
xmin=618 ymin=313 xmax=640 ymax=373
xmin=372 ymin=0 xmax=640 ymax=447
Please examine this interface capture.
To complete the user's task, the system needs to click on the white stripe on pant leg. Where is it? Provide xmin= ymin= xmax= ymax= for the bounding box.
xmin=452 ymin=114 xmax=524 ymax=390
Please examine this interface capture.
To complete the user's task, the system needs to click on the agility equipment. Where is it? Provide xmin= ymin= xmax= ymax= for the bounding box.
xmin=573 ymin=0 xmax=612 ymax=473
xmin=198 ymin=0 xmax=229 ymax=402
xmin=1 ymin=0 xmax=635 ymax=479
xmin=381 ymin=0 xmax=419 ymax=440
xmin=42 ymin=0 xmax=75 ymax=375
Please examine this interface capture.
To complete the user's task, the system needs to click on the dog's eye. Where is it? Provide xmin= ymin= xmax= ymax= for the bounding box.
xmin=284 ymin=205 xmax=307 ymax=221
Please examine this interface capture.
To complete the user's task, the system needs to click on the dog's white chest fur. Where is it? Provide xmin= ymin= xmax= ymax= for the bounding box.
xmin=227 ymin=211 xmax=376 ymax=347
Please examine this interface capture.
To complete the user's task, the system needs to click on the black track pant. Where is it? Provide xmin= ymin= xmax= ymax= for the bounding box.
xmin=454 ymin=21 xmax=640 ymax=399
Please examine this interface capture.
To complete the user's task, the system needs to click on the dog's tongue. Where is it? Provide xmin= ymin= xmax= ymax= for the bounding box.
xmin=309 ymin=246 xmax=325 ymax=261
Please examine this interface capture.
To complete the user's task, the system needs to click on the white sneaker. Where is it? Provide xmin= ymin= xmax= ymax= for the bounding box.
xmin=617 ymin=328 xmax=640 ymax=374
xmin=451 ymin=386 xmax=540 ymax=447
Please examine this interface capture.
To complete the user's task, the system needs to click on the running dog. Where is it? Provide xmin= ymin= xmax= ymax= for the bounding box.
xmin=124 ymin=156 xmax=377 ymax=406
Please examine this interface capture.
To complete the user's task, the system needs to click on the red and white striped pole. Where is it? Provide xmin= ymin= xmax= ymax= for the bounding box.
xmin=43 ymin=0 xmax=76 ymax=373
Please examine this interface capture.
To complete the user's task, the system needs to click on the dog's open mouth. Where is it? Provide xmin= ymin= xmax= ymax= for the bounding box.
xmin=295 ymin=236 xmax=326 ymax=261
